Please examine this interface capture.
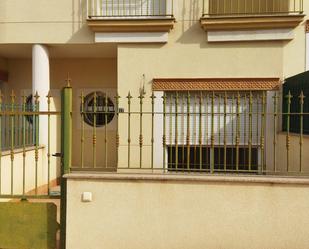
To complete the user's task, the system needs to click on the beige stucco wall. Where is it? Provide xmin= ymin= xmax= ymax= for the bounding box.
xmin=66 ymin=175 xmax=309 ymax=249
xmin=117 ymin=5 xmax=286 ymax=169
xmin=276 ymin=134 xmax=309 ymax=173
xmin=0 ymin=0 xmax=92 ymax=43
xmin=0 ymin=147 xmax=50 ymax=195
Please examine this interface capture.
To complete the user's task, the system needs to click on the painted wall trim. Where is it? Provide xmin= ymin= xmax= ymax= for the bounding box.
xmin=64 ymin=173 xmax=309 ymax=185
xmin=95 ymin=32 xmax=168 ymax=43
xmin=87 ymin=18 xmax=175 ymax=32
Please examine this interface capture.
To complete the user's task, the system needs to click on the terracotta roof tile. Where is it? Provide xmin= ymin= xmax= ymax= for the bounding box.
xmin=153 ymin=78 xmax=280 ymax=91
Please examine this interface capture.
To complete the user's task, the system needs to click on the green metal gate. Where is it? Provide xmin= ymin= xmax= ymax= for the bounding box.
xmin=0 ymin=84 xmax=72 ymax=249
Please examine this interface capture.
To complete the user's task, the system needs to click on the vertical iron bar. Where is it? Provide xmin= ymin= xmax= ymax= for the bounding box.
xmin=205 ymin=94 xmax=209 ymax=170
xmin=186 ymin=92 xmax=190 ymax=171
xmin=210 ymin=92 xmax=215 ymax=173
xmin=236 ymin=92 xmax=240 ymax=172
xmin=231 ymin=94 xmax=235 ymax=170
xmin=34 ymin=92 xmax=39 ymax=195
xmin=139 ymin=92 xmax=144 ymax=169
xmin=127 ymin=92 xmax=132 ymax=168
xmin=260 ymin=92 xmax=266 ymax=174
xmin=47 ymin=92 xmax=51 ymax=195
xmin=22 ymin=95 xmax=26 ymax=197
xmin=169 ymin=94 xmax=173 ymax=170
xmin=115 ymin=93 xmax=120 ymax=167
xmin=92 ymin=92 xmax=97 ymax=168
xmin=248 ymin=92 xmax=253 ymax=171
xmin=273 ymin=92 xmax=278 ymax=172
xmin=104 ymin=93 xmax=108 ymax=168
xmin=299 ymin=91 xmax=305 ymax=172
xmin=80 ymin=92 xmax=85 ymax=168
xmin=182 ymin=94 xmax=185 ymax=168
xmin=256 ymin=94 xmax=260 ymax=169
xmin=286 ymin=91 xmax=292 ymax=172
xmin=151 ymin=92 xmax=156 ymax=170
xmin=193 ymin=94 xmax=197 ymax=169
xmin=199 ymin=92 xmax=203 ymax=171
xmin=218 ymin=94 xmax=221 ymax=170
xmin=223 ymin=92 xmax=227 ymax=172
xmin=10 ymin=91 xmax=15 ymax=195
xmin=175 ymin=92 xmax=179 ymax=170
xmin=243 ymin=94 xmax=247 ymax=170
xmin=162 ymin=93 xmax=167 ymax=172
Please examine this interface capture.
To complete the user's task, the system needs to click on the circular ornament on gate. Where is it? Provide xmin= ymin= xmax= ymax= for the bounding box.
xmin=82 ymin=91 xmax=115 ymax=127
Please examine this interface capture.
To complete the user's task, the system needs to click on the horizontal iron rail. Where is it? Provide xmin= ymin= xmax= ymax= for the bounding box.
xmin=0 ymin=111 xmax=61 ymax=115
xmin=0 ymin=195 xmax=60 ymax=199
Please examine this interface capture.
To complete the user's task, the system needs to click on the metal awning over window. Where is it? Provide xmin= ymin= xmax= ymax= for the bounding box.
xmin=153 ymin=78 xmax=280 ymax=91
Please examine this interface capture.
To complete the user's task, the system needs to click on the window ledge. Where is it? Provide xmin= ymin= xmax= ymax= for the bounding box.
xmin=200 ymin=14 xmax=304 ymax=31
xmin=64 ymin=172 xmax=309 ymax=186
xmin=87 ymin=17 xmax=175 ymax=32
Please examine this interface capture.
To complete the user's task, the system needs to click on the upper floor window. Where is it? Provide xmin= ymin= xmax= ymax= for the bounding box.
xmin=206 ymin=0 xmax=302 ymax=16
xmin=87 ymin=0 xmax=173 ymax=18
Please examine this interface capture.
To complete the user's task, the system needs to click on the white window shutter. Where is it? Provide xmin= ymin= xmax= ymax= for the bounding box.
xmin=165 ymin=92 xmax=263 ymax=146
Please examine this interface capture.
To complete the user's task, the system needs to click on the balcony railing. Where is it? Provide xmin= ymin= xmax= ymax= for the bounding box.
xmin=203 ymin=0 xmax=303 ymax=17
xmin=87 ymin=0 xmax=174 ymax=18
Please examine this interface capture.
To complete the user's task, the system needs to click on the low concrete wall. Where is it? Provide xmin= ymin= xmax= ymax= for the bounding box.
xmin=66 ymin=173 xmax=309 ymax=249
xmin=0 ymin=146 xmax=59 ymax=196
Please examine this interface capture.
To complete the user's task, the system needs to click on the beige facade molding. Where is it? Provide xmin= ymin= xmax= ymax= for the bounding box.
xmin=87 ymin=18 xmax=175 ymax=32
xmin=200 ymin=15 xmax=304 ymax=31
xmin=64 ymin=173 xmax=309 ymax=186
xmin=152 ymin=78 xmax=281 ymax=91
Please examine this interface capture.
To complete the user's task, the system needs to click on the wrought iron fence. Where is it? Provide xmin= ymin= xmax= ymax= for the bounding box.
xmin=76 ymin=89 xmax=309 ymax=176
xmin=203 ymin=0 xmax=303 ymax=17
xmin=1 ymin=101 xmax=37 ymax=151
xmin=0 ymin=91 xmax=61 ymax=199
xmin=87 ymin=0 xmax=174 ymax=18
xmin=1 ymin=86 xmax=309 ymax=200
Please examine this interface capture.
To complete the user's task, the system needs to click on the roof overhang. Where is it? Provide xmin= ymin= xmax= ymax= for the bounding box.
xmin=153 ymin=78 xmax=281 ymax=91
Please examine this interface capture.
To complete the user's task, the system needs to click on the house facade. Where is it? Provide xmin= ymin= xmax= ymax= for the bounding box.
xmin=1 ymin=1 xmax=309 ymax=249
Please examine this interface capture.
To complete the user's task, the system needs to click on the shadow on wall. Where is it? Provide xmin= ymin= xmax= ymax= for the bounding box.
xmin=68 ymin=0 xmax=93 ymax=43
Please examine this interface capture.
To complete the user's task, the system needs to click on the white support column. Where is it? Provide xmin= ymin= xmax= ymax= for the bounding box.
xmin=32 ymin=44 xmax=50 ymax=146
